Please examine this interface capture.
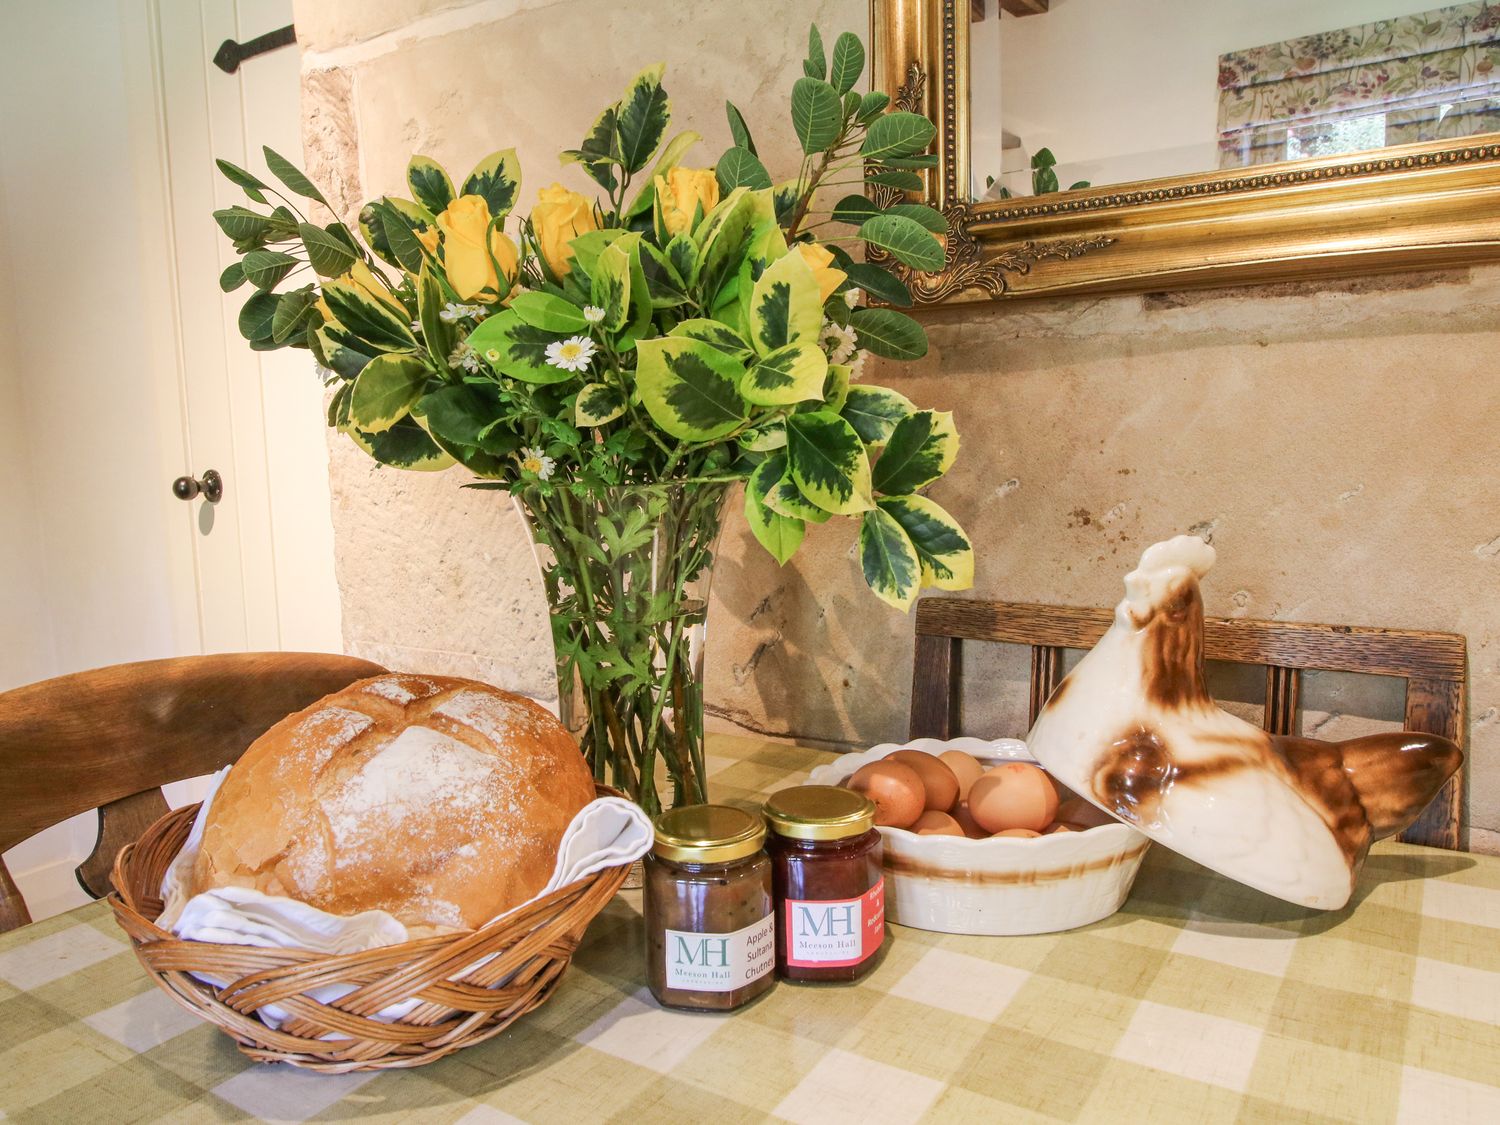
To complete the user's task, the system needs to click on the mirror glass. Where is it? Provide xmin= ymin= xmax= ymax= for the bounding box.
xmin=968 ymin=0 xmax=1500 ymax=202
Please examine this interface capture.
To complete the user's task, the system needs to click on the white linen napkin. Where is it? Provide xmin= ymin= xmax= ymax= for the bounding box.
xmin=154 ymin=767 xmax=653 ymax=1028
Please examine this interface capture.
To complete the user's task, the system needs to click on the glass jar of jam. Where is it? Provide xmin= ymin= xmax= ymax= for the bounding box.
xmin=644 ymin=804 xmax=776 ymax=1012
xmin=763 ymin=786 xmax=885 ymax=982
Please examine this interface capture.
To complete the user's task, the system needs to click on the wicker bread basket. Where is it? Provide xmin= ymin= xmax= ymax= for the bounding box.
xmin=106 ymin=786 xmax=631 ymax=1072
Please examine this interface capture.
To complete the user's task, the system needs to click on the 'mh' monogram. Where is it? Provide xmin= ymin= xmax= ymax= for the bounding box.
xmin=795 ymin=903 xmax=856 ymax=938
xmin=672 ymin=934 xmax=729 ymax=967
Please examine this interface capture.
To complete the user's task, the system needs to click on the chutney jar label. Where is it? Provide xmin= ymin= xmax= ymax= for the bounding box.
xmin=784 ymin=878 xmax=885 ymax=967
xmin=663 ymin=914 xmax=776 ymax=992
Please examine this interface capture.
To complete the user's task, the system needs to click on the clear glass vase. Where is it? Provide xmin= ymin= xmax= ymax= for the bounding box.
xmin=513 ymin=480 xmax=733 ymax=817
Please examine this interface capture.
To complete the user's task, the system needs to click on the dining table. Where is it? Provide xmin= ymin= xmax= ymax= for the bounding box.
xmin=2 ymin=731 xmax=1498 ymax=1124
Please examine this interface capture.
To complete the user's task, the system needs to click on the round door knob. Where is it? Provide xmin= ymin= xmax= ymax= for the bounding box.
xmin=172 ymin=469 xmax=224 ymax=503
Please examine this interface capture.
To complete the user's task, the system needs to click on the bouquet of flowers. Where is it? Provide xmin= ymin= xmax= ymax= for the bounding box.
xmin=214 ymin=25 xmax=973 ymax=811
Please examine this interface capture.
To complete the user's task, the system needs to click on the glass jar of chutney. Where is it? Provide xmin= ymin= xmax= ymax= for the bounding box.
xmin=763 ymin=786 xmax=885 ymax=982
xmin=644 ymin=805 xmax=776 ymax=1011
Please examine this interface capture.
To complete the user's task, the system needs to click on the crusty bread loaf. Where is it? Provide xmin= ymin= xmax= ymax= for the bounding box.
xmin=191 ymin=673 xmax=596 ymax=931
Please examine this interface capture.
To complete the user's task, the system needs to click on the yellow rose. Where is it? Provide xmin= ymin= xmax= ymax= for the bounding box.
xmin=655 ymin=167 xmax=720 ymax=237
xmin=415 ymin=224 xmax=440 ymax=256
xmin=435 ymin=194 xmax=518 ymax=301
xmin=532 ymin=183 xmax=599 ymax=278
xmin=795 ymin=242 xmax=847 ymax=304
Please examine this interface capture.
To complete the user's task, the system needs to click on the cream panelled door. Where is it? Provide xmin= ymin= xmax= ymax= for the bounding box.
xmin=0 ymin=0 xmax=339 ymax=921
xmin=157 ymin=0 xmax=341 ymax=652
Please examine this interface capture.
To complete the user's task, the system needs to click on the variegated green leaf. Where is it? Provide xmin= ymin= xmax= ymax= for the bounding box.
xmin=635 ymin=337 xmax=748 ymax=441
xmin=822 ymin=363 xmax=851 ymax=413
xmin=665 ymin=233 xmax=699 ymax=286
xmin=749 ymin=250 xmax=823 ymax=355
xmin=467 ymin=309 xmax=572 ymax=384
xmin=406 ymin=155 xmax=454 ymax=215
xmin=746 ymin=454 xmax=805 ymax=564
xmin=859 ymin=507 xmax=920 ymax=611
xmin=321 ymin=278 xmax=418 ymax=352
xmin=568 ymin=228 xmax=627 ymax=278
xmin=616 ymin=63 xmax=670 ymax=173
xmin=350 ymin=353 xmax=428 ymax=433
xmin=785 ymin=410 xmax=873 ymax=515
xmin=348 ymin=416 xmax=454 ymax=471
xmin=742 ymin=342 xmax=826 ymax=406
xmin=242 ymin=249 xmax=295 ymax=290
xmin=878 ymin=495 xmax=973 ymax=592
xmin=741 ymin=418 xmax=787 ymax=451
xmin=746 ymin=220 xmax=789 ymax=272
xmin=670 ymin=318 xmax=752 ymax=359
xmin=872 ymin=410 xmax=958 ymax=495
xmin=591 ymin=239 xmax=634 ymax=332
xmin=461 ymin=148 xmax=520 ymax=218
xmin=576 ymin=382 xmax=627 ymax=426
xmin=756 ymin=451 xmax=830 ymax=524
xmin=564 ymin=103 xmax=621 ymax=192
xmin=417 ymin=262 xmax=454 ymax=371
xmin=639 ymin=240 xmax=689 ymax=307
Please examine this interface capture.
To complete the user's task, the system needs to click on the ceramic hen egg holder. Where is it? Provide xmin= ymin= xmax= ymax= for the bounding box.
xmin=807 ymin=738 xmax=1151 ymax=936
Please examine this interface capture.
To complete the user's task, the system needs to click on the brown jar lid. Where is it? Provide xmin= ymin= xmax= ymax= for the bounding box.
xmin=653 ymin=804 xmax=766 ymax=864
xmin=764 ymin=785 xmax=876 ymax=841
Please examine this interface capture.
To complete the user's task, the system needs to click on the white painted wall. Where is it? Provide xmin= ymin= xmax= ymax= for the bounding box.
xmin=0 ymin=0 xmax=340 ymax=922
xmin=978 ymin=0 xmax=1458 ymax=192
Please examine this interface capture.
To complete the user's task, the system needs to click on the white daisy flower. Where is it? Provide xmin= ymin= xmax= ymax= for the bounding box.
xmin=439 ymin=301 xmax=487 ymax=323
xmin=583 ymin=305 xmax=606 ymax=324
xmin=820 ymin=320 xmax=859 ymax=366
xmin=844 ymin=288 xmax=862 ymax=309
xmin=448 ymin=341 xmax=482 ymax=374
xmin=848 ymin=351 xmax=867 ymax=382
xmin=544 ymin=334 xmax=597 ymax=372
xmin=411 ymin=320 xmax=422 ymax=333
xmin=517 ymin=447 xmax=556 ymax=480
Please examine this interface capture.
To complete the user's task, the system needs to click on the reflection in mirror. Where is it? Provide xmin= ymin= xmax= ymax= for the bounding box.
xmin=968 ymin=0 xmax=1500 ymax=202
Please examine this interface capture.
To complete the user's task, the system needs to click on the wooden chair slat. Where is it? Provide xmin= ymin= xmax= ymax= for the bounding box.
xmin=909 ymin=633 xmax=960 ymax=741
xmin=910 ymin=597 xmax=1468 ymax=852
xmin=1 ymin=651 xmax=386 ymax=931
xmin=915 ymin=600 xmax=1467 ymax=680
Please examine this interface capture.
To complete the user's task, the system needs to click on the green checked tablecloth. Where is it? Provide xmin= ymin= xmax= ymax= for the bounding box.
xmin=3 ymin=733 xmax=1499 ymax=1124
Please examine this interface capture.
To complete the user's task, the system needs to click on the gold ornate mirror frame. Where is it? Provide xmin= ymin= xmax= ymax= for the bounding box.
xmin=873 ymin=0 xmax=1500 ymax=305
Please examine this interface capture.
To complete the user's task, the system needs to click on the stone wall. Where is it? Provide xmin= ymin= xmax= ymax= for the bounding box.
xmin=295 ymin=0 xmax=1500 ymax=848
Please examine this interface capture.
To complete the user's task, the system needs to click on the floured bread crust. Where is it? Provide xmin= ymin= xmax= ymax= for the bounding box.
xmin=192 ymin=674 xmax=597 ymax=930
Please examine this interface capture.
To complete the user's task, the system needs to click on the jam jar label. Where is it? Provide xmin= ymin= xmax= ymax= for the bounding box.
xmin=784 ymin=878 xmax=885 ymax=967
xmin=663 ymin=915 xmax=776 ymax=992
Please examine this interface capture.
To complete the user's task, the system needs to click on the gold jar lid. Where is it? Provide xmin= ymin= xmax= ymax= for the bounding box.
xmin=652 ymin=804 xmax=767 ymax=864
xmin=763 ymin=785 xmax=876 ymax=841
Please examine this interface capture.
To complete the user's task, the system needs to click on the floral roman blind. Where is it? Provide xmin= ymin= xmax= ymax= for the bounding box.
xmin=1218 ymin=2 xmax=1500 ymax=167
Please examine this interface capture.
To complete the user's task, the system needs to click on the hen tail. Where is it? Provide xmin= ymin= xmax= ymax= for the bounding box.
xmin=1334 ymin=732 xmax=1463 ymax=840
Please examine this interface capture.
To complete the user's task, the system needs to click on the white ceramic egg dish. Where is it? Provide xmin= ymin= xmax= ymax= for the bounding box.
xmin=807 ymin=737 xmax=1150 ymax=936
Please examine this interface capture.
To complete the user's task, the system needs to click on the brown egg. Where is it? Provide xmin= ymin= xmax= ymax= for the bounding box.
xmin=847 ymin=760 xmax=925 ymax=828
xmin=1045 ymin=822 xmax=1078 ymax=834
xmin=968 ymin=763 xmax=1060 ymax=833
xmin=951 ymin=800 xmax=990 ymax=839
xmin=1056 ymin=796 xmax=1114 ymax=829
xmin=911 ymin=810 xmax=965 ymax=837
xmin=888 ymin=750 xmax=959 ymax=811
xmin=993 ymin=828 xmax=1041 ymax=838
xmin=938 ymin=750 xmax=986 ymax=803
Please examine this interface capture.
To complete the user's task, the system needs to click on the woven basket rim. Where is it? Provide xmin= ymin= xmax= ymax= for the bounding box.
xmin=105 ymin=783 xmax=633 ymax=1071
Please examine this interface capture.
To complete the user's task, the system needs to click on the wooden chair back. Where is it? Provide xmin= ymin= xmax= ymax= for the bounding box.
xmin=909 ymin=599 xmax=1467 ymax=851
xmin=0 ymin=652 xmax=386 ymax=931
